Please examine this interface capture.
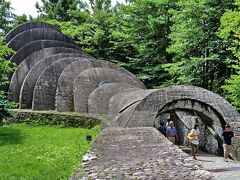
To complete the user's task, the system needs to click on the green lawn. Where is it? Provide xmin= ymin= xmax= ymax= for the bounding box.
xmin=0 ymin=124 xmax=100 ymax=179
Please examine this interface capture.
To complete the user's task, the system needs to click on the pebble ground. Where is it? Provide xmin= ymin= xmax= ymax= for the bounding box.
xmin=71 ymin=127 xmax=213 ymax=179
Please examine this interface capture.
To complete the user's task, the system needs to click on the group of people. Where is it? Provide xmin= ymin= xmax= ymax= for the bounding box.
xmin=159 ymin=120 xmax=234 ymax=161
xmin=188 ymin=124 xmax=234 ymax=161
xmin=158 ymin=120 xmax=178 ymax=144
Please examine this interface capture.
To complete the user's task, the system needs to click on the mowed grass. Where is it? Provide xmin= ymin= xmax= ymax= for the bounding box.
xmin=0 ymin=124 xmax=100 ymax=179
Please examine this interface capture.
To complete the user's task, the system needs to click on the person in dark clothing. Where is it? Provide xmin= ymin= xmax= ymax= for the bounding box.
xmin=158 ymin=122 xmax=166 ymax=136
xmin=222 ymin=124 xmax=234 ymax=162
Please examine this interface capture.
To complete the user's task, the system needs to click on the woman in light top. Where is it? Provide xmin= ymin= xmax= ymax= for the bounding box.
xmin=188 ymin=124 xmax=200 ymax=160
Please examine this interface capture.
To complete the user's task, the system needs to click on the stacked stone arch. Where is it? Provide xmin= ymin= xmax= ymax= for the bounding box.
xmin=4 ymin=22 xmax=240 ymax=159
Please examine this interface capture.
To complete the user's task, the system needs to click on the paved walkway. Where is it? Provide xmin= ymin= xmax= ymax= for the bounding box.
xmin=179 ymin=146 xmax=240 ymax=180
xmin=197 ymin=151 xmax=240 ymax=180
xmin=71 ymin=127 xmax=213 ymax=179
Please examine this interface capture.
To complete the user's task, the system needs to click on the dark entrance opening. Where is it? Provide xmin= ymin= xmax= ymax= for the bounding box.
xmin=154 ymin=99 xmax=226 ymax=156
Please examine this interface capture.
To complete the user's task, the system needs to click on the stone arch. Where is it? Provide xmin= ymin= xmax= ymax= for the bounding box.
xmin=8 ymin=47 xmax=85 ymax=103
xmin=73 ymin=68 xmax=145 ymax=113
xmin=32 ymin=57 xmax=92 ymax=111
xmin=109 ymin=89 xmax=156 ymax=126
xmin=7 ymin=28 xmax=75 ymax=51
xmin=88 ymin=83 xmax=142 ymax=116
xmin=156 ymin=98 xmax=225 ymax=128
xmin=5 ymin=22 xmax=57 ymax=43
xmin=56 ymin=60 xmax=146 ymax=112
xmin=108 ymin=85 xmax=240 ymax=155
xmin=9 ymin=40 xmax=80 ymax=66
xmin=19 ymin=53 xmax=90 ymax=109
xmin=155 ymin=98 xmax=226 ymax=155
xmin=123 ymin=85 xmax=240 ymax=128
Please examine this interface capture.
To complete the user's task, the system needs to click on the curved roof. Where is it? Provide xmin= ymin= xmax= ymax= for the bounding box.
xmin=8 ymin=47 xmax=85 ymax=103
xmin=7 ymin=28 xmax=75 ymax=51
xmin=121 ymin=86 xmax=240 ymax=127
xmin=5 ymin=22 xmax=57 ymax=43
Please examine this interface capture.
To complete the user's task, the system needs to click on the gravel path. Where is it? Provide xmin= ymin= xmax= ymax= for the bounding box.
xmin=71 ymin=127 xmax=213 ymax=179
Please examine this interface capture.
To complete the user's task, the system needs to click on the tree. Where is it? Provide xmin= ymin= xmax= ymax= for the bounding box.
xmin=44 ymin=0 xmax=137 ymax=65
xmin=0 ymin=38 xmax=15 ymax=125
xmin=164 ymin=0 xmax=235 ymax=92
xmin=76 ymin=0 xmax=131 ymax=61
xmin=219 ymin=1 xmax=240 ymax=110
xmin=36 ymin=0 xmax=88 ymax=22
xmin=116 ymin=0 xmax=175 ymax=88
xmin=0 ymin=38 xmax=15 ymax=87
xmin=0 ymin=0 xmax=16 ymax=33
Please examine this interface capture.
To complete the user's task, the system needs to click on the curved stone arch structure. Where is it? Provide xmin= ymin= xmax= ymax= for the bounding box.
xmin=73 ymin=68 xmax=145 ymax=113
xmin=88 ymin=83 xmax=142 ymax=116
xmin=109 ymin=89 xmax=157 ymax=126
xmin=156 ymin=98 xmax=225 ymax=128
xmin=121 ymin=85 xmax=240 ymax=128
xmin=7 ymin=28 xmax=75 ymax=51
xmin=155 ymin=98 xmax=228 ymax=155
xmin=19 ymin=53 xmax=91 ymax=109
xmin=5 ymin=22 xmax=57 ymax=43
xmin=32 ymin=57 xmax=93 ymax=110
xmin=9 ymin=40 xmax=80 ymax=66
xmin=8 ymin=47 xmax=85 ymax=102
xmin=56 ymin=60 xmax=146 ymax=112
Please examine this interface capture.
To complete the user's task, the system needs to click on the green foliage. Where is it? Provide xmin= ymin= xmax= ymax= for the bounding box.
xmin=219 ymin=8 xmax=240 ymax=61
xmin=118 ymin=0 xmax=175 ymax=88
xmin=219 ymin=1 xmax=240 ymax=110
xmin=0 ymin=124 xmax=100 ymax=179
xmin=14 ymin=14 xmax=28 ymax=25
xmin=0 ymin=38 xmax=16 ymax=124
xmin=222 ymin=69 xmax=240 ymax=111
xmin=165 ymin=0 xmax=234 ymax=91
xmin=6 ymin=110 xmax=104 ymax=128
xmin=36 ymin=0 xmax=88 ymax=22
xmin=0 ymin=0 xmax=16 ymax=33
xmin=0 ymin=92 xmax=16 ymax=122
xmin=0 ymin=37 xmax=15 ymax=87
xmin=31 ymin=0 xmax=240 ymax=110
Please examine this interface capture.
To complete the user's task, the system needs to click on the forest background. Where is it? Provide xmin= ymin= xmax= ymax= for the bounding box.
xmin=1 ymin=0 xmax=240 ymax=111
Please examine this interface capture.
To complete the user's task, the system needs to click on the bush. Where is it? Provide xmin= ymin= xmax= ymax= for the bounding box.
xmin=0 ymin=92 xmax=16 ymax=125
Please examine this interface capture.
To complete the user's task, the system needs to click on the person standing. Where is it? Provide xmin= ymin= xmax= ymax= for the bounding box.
xmin=222 ymin=124 xmax=234 ymax=162
xmin=165 ymin=118 xmax=171 ymax=128
xmin=166 ymin=121 xmax=178 ymax=144
xmin=158 ymin=122 xmax=166 ymax=136
xmin=188 ymin=124 xmax=200 ymax=160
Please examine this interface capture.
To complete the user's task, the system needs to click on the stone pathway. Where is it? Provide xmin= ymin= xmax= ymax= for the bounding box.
xmin=196 ymin=151 xmax=240 ymax=180
xmin=71 ymin=127 xmax=213 ymax=179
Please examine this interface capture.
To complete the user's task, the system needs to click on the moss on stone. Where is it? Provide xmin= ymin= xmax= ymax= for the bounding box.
xmin=5 ymin=109 xmax=109 ymax=128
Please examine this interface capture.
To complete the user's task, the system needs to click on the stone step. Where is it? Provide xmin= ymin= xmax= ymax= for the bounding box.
xmin=178 ymin=145 xmax=192 ymax=154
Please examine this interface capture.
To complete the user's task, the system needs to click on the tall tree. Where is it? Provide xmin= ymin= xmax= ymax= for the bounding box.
xmin=164 ymin=0 xmax=235 ymax=92
xmin=36 ymin=0 xmax=88 ymax=22
xmin=0 ymin=37 xmax=15 ymax=123
xmin=219 ymin=0 xmax=240 ymax=110
xmin=0 ymin=0 xmax=16 ymax=33
xmin=76 ymin=0 xmax=130 ymax=60
xmin=53 ymin=0 xmax=138 ymax=66
xmin=118 ymin=0 xmax=175 ymax=88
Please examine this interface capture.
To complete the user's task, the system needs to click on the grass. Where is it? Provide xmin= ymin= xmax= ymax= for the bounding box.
xmin=0 ymin=124 xmax=100 ymax=179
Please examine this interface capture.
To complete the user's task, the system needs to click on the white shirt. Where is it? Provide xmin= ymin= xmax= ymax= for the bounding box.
xmin=190 ymin=129 xmax=200 ymax=145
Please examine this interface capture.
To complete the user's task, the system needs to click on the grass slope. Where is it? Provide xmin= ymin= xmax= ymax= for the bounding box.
xmin=0 ymin=124 xmax=100 ymax=179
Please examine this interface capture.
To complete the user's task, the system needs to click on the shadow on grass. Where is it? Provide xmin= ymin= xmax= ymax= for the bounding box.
xmin=0 ymin=126 xmax=23 ymax=146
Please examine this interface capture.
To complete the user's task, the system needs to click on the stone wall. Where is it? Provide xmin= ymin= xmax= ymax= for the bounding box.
xmin=4 ymin=109 xmax=106 ymax=128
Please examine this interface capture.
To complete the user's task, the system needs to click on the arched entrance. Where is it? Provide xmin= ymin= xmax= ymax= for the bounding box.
xmin=155 ymin=99 xmax=226 ymax=155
